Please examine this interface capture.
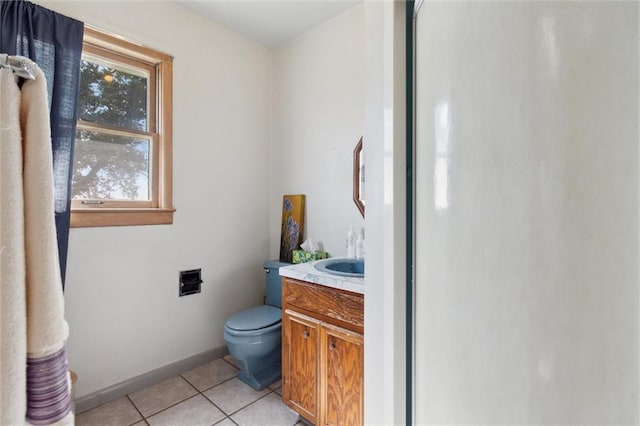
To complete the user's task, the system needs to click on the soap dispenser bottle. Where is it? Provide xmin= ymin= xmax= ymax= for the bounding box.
xmin=346 ymin=227 xmax=355 ymax=258
xmin=356 ymin=227 xmax=365 ymax=259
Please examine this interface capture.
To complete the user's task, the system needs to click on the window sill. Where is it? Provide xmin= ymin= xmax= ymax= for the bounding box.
xmin=70 ymin=208 xmax=175 ymax=228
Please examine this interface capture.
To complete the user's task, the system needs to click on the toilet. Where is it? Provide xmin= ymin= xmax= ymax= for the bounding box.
xmin=223 ymin=260 xmax=289 ymax=391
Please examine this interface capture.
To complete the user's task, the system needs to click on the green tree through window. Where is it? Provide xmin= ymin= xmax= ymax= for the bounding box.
xmin=78 ymin=60 xmax=147 ymax=130
xmin=73 ymin=59 xmax=151 ymax=201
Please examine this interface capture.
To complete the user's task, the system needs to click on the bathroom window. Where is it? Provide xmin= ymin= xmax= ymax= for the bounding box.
xmin=70 ymin=27 xmax=174 ymax=227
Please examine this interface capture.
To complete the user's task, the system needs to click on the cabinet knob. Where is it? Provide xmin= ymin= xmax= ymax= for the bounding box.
xmin=329 ymin=341 xmax=336 ymax=351
xmin=303 ymin=330 xmax=309 ymax=339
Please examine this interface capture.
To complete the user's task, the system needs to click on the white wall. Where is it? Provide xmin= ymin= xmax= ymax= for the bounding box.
xmin=271 ymin=10 xmax=406 ymax=425
xmin=415 ymin=2 xmax=639 ymax=423
xmin=362 ymin=1 xmax=406 ymax=424
xmin=270 ymin=4 xmax=365 ymax=258
xmin=39 ymin=0 xmax=377 ymax=409
xmin=38 ymin=1 xmax=273 ymax=399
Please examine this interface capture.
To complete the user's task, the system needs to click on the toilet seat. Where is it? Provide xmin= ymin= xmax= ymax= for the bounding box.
xmin=224 ymin=305 xmax=281 ymax=337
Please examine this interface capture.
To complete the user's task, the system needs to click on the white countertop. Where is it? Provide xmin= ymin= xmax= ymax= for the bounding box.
xmin=280 ymin=261 xmax=365 ymax=295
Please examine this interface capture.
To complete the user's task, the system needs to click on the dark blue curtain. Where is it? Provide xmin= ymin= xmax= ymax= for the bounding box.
xmin=1 ymin=0 xmax=83 ymax=288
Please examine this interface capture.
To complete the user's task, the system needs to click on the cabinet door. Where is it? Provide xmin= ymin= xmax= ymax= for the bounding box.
xmin=283 ymin=310 xmax=319 ymax=423
xmin=320 ymin=324 xmax=364 ymax=426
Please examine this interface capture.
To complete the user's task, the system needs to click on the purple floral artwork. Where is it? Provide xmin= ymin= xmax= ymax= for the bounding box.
xmin=279 ymin=195 xmax=305 ymax=263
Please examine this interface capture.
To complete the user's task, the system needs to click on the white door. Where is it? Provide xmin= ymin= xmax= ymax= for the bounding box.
xmin=414 ymin=2 xmax=639 ymax=423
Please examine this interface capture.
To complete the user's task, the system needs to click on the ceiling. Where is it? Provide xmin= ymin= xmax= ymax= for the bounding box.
xmin=176 ymin=1 xmax=360 ymax=48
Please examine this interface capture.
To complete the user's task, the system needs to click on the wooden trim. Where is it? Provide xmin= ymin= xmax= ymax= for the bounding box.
xmin=148 ymin=60 xmax=158 ymax=134
xmin=71 ymin=208 xmax=175 ymax=228
xmin=77 ymin=120 xmax=155 ymax=138
xmin=318 ymin=327 xmax=327 ymax=426
xmin=157 ymin=56 xmax=173 ymax=210
xmin=71 ymin=200 xmax=153 ymax=209
xmin=321 ymin=322 xmax=364 ymax=342
xmin=83 ymin=44 xmax=155 ymax=76
xmin=84 ymin=26 xmax=173 ymax=64
xmin=150 ymin=133 xmax=160 ymax=208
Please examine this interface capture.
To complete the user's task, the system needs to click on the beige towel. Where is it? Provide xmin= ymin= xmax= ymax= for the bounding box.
xmin=20 ymin=61 xmax=69 ymax=356
xmin=0 ymin=65 xmax=28 ymax=426
xmin=0 ymin=58 xmax=72 ymax=425
xmin=21 ymin=59 xmax=72 ymax=426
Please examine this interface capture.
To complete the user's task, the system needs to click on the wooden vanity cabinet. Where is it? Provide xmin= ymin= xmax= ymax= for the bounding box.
xmin=283 ymin=310 xmax=319 ymax=423
xmin=321 ymin=323 xmax=363 ymax=426
xmin=282 ymin=277 xmax=364 ymax=426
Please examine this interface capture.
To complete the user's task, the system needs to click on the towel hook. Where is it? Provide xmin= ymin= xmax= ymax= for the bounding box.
xmin=0 ymin=54 xmax=36 ymax=80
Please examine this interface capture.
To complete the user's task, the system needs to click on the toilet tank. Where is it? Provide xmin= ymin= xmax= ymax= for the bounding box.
xmin=263 ymin=260 xmax=290 ymax=308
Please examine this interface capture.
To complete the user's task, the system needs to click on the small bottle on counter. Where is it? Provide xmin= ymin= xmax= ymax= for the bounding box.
xmin=346 ymin=226 xmax=355 ymax=258
xmin=356 ymin=227 xmax=365 ymax=259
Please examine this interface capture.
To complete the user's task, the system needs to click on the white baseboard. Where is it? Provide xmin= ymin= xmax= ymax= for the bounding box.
xmin=74 ymin=345 xmax=229 ymax=414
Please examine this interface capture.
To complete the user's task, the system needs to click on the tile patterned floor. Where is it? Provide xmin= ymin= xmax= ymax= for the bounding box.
xmin=76 ymin=355 xmax=304 ymax=426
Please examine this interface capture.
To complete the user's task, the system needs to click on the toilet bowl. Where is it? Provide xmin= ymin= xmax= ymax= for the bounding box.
xmin=223 ymin=261 xmax=289 ymax=391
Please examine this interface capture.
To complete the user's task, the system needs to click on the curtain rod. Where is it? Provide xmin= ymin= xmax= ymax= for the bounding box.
xmin=0 ymin=54 xmax=36 ymax=80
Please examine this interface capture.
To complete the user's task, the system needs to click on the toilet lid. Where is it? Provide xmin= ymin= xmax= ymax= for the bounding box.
xmin=226 ymin=305 xmax=281 ymax=331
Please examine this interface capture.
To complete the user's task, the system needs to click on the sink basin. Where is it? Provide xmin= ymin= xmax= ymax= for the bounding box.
xmin=314 ymin=258 xmax=364 ymax=278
